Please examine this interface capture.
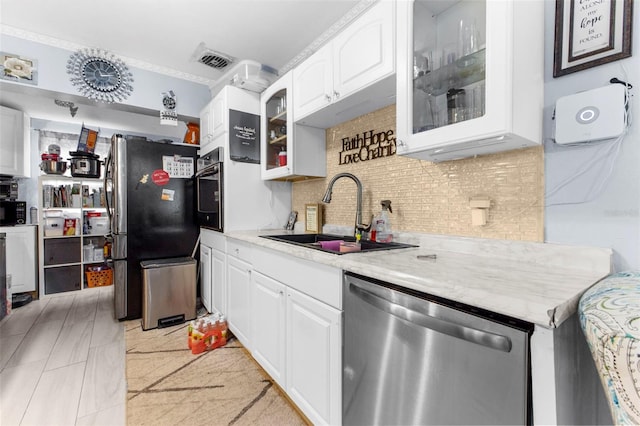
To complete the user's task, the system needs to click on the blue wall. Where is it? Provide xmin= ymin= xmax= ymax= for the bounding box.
xmin=543 ymin=1 xmax=640 ymax=271
xmin=1 ymin=34 xmax=211 ymax=118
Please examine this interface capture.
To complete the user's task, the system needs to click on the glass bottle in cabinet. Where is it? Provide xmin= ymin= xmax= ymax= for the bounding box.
xmin=261 ymin=71 xmax=325 ymax=180
xmin=396 ymin=0 xmax=543 ymax=162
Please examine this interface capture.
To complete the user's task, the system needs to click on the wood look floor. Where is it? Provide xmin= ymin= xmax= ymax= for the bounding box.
xmin=0 ymin=286 xmax=126 ymax=426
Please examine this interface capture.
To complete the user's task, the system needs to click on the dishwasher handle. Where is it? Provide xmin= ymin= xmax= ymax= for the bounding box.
xmin=349 ymin=281 xmax=513 ymax=353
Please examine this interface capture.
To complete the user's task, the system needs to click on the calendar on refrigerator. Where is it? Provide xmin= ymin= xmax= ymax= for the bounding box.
xmin=162 ymin=155 xmax=194 ymax=178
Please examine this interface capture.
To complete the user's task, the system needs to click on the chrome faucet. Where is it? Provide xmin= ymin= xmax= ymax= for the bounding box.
xmin=322 ymin=172 xmax=371 ymax=237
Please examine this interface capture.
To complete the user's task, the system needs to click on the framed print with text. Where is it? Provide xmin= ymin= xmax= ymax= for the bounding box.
xmin=553 ymin=0 xmax=632 ymax=77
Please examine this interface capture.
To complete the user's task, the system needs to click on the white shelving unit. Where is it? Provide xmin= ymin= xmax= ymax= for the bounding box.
xmin=37 ymin=175 xmax=111 ymax=296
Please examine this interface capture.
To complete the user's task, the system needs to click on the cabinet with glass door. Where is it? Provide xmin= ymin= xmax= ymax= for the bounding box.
xmin=261 ymin=71 xmax=325 ymax=181
xmin=396 ymin=0 xmax=543 ymax=162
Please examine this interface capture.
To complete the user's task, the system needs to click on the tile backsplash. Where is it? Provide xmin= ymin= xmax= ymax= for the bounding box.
xmin=292 ymin=104 xmax=544 ymax=241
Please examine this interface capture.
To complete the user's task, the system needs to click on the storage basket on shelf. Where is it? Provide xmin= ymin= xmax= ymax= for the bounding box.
xmin=85 ymin=268 xmax=113 ymax=287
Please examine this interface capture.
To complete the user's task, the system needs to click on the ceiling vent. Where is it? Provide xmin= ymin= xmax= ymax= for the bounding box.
xmin=191 ymin=43 xmax=234 ymax=70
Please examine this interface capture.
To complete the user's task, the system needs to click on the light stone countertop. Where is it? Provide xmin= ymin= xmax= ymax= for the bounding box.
xmin=224 ymin=228 xmax=612 ymax=329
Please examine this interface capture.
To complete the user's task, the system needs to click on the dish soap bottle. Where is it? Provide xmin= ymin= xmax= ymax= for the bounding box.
xmin=372 ymin=200 xmax=393 ymax=243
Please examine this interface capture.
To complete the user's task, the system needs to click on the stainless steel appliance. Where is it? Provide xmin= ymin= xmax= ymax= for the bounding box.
xmin=0 ymin=200 xmax=27 ymax=226
xmin=69 ymin=151 xmax=101 ymax=178
xmin=141 ymin=257 xmax=196 ymax=330
xmin=0 ymin=178 xmax=18 ymax=200
xmin=195 ymin=147 xmax=223 ymax=231
xmin=343 ymin=272 xmax=533 ymax=425
xmin=0 ymin=232 xmax=6 ymax=321
xmin=104 ymin=134 xmax=199 ymax=320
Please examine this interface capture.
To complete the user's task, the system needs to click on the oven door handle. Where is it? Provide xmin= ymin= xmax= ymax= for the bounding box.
xmin=194 ymin=163 xmax=220 ymax=178
xmin=349 ymin=281 xmax=513 ymax=353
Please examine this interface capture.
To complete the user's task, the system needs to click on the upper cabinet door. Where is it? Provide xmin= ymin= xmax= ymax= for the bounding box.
xmin=211 ymin=95 xmax=227 ymax=139
xmin=332 ymin=0 xmax=395 ymax=100
xmin=0 ymin=105 xmax=29 ymax=177
xmin=199 ymin=100 xmax=214 ymax=147
xmin=395 ymin=0 xmax=543 ymax=162
xmin=292 ymin=45 xmax=333 ymax=122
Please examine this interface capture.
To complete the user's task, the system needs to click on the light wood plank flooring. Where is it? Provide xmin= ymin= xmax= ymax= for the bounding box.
xmin=0 ymin=286 xmax=126 ymax=426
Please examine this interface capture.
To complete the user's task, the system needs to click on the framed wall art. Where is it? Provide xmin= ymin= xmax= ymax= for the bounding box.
xmin=553 ymin=0 xmax=633 ymax=77
xmin=1 ymin=52 xmax=37 ymax=84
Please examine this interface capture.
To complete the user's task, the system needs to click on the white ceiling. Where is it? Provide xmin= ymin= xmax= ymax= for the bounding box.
xmin=0 ymin=0 xmax=365 ymax=85
xmin=0 ymin=0 xmax=367 ymax=136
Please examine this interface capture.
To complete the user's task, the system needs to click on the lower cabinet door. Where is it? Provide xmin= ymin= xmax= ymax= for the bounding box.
xmin=227 ymin=255 xmax=252 ymax=349
xmin=251 ymin=271 xmax=286 ymax=387
xmin=199 ymin=244 xmax=212 ymax=312
xmin=286 ymin=287 xmax=342 ymax=425
xmin=2 ymin=225 xmax=37 ymax=294
xmin=211 ymin=248 xmax=226 ymax=315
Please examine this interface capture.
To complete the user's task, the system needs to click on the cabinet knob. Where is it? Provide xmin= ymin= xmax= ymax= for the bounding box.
xmin=279 ymin=290 xmax=284 ymax=296
xmin=333 ymin=90 xmax=340 ymax=100
xmin=397 ymin=139 xmax=406 ymax=148
xmin=325 ymin=94 xmax=332 ymax=102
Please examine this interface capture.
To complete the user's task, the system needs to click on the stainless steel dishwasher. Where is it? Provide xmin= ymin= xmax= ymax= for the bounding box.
xmin=343 ymin=272 xmax=533 ymax=425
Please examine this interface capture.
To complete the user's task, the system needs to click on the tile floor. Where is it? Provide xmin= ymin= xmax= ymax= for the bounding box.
xmin=0 ymin=286 xmax=126 ymax=426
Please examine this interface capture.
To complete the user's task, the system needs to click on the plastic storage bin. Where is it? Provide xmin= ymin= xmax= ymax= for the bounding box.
xmin=44 ymin=217 xmax=65 ymax=236
xmin=88 ymin=217 xmax=109 ymax=235
xmin=141 ymin=257 xmax=196 ymax=331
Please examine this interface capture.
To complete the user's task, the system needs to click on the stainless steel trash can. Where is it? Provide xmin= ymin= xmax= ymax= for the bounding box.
xmin=141 ymin=257 xmax=197 ymax=330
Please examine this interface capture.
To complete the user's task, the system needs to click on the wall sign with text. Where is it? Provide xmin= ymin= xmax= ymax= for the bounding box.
xmin=553 ymin=0 xmax=633 ymax=77
xmin=339 ymin=129 xmax=396 ymax=165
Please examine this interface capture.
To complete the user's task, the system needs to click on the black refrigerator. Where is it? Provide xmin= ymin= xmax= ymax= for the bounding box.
xmin=105 ymin=135 xmax=199 ymax=320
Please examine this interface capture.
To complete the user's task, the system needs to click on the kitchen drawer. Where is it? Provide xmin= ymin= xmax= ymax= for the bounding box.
xmin=200 ymin=228 xmax=226 ymax=252
xmin=45 ymin=265 xmax=81 ymax=294
xmin=44 ymin=237 xmax=81 ymax=265
xmin=252 ymin=245 xmax=342 ymax=309
xmin=227 ymin=238 xmax=252 ymax=263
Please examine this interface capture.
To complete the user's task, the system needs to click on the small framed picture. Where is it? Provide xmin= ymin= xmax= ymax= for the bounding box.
xmin=305 ymin=203 xmax=323 ymax=234
xmin=553 ymin=0 xmax=633 ymax=77
xmin=1 ymin=52 xmax=37 ymax=85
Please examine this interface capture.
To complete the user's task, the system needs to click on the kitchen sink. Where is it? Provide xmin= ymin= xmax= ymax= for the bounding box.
xmin=260 ymin=233 xmax=418 ymax=255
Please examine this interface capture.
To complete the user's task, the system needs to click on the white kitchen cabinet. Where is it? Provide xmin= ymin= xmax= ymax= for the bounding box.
xmin=293 ymin=0 xmax=396 ymax=128
xmin=286 ymin=286 xmax=342 ymax=426
xmin=1 ymin=225 xmax=37 ymax=294
xmin=199 ymin=99 xmax=214 ymax=147
xmin=201 ymin=228 xmax=227 ymax=315
xmin=261 ymin=71 xmax=325 ymax=181
xmin=0 ymin=105 xmax=30 ymax=177
xmin=395 ymin=0 xmax=543 ymax=162
xmin=211 ymin=247 xmax=226 ymax=315
xmin=292 ymin=45 xmax=333 ymax=122
xmin=226 ymin=240 xmax=253 ymax=349
xmin=251 ymin=270 xmax=286 ymax=388
xmin=199 ymin=244 xmax=212 ymax=312
xmin=251 ymin=245 xmax=342 ymax=424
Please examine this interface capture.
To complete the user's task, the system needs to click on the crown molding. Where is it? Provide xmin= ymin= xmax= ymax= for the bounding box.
xmin=279 ymin=0 xmax=378 ymax=75
xmin=0 ymin=24 xmax=215 ymax=86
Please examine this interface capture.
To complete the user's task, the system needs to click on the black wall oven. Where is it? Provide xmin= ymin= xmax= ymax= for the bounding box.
xmin=195 ymin=147 xmax=223 ymax=231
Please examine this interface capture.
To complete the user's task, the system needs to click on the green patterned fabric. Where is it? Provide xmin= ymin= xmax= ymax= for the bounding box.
xmin=579 ymin=271 xmax=640 ymax=425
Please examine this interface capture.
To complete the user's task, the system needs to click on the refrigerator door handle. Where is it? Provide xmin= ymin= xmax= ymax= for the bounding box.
xmin=104 ymin=148 xmax=112 ymax=227
xmin=348 ymin=281 xmax=513 ymax=353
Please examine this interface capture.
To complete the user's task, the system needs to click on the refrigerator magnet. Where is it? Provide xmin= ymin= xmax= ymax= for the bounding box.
xmin=161 ymin=189 xmax=175 ymax=201
xmin=152 ymin=169 xmax=170 ymax=186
